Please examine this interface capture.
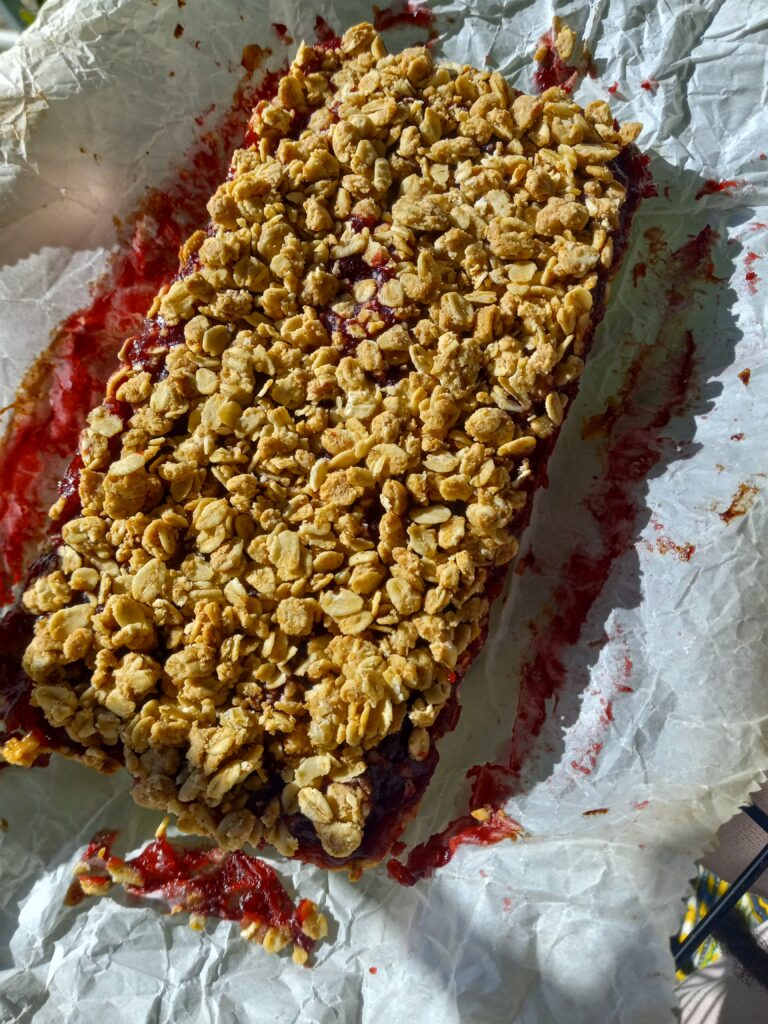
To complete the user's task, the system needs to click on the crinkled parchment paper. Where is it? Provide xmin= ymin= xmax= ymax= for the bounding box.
xmin=1 ymin=1 xmax=767 ymax=1021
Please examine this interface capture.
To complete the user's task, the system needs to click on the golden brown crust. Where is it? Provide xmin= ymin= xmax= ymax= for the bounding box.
xmin=11 ymin=23 xmax=640 ymax=864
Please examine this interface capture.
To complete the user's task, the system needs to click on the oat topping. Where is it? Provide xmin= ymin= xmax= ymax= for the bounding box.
xmin=10 ymin=23 xmax=642 ymax=863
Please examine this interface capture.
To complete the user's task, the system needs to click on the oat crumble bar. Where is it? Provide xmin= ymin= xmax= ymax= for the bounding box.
xmin=1 ymin=23 xmax=645 ymax=868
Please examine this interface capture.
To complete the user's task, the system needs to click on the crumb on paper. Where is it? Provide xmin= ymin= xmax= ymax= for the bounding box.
xmin=719 ymin=482 xmax=760 ymax=524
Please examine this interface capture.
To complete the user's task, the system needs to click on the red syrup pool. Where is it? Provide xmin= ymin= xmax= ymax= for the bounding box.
xmin=67 ymin=830 xmax=323 ymax=959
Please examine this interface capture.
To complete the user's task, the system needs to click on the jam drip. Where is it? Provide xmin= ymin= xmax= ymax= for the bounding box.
xmin=0 ymin=61 xmax=285 ymax=606
xmin=384 ymin=145 xmax=652 ymax=883
xmin=533 ymin=29 xmax=579 ymax=94
xmin=68 ymin=830 xmax=322 ymax=958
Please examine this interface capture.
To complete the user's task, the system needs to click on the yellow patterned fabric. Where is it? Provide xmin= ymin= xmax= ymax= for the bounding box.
xmin=675 ymin=866 xmax=768 ymax=979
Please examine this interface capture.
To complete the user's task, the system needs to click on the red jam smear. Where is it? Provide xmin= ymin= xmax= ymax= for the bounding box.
xmin=321 ymin=255 xmax=398 ymax=356
xmin=745 ymin=251 xmax=761 ymax=295
xmin=453 ymin=227 xmax=718 ymax=821
xmin=533 ymin=29 xmax=579 ymax=94
xmin=373 ymin=1 xmax=435 ymax=35
xmin=70 ymin=830 xmax=319 ymax=955
xmin=694 ymin=178 xmax=746 ymax=200
xmin=0 ymin=60 xmax=283 ymax=606
xmin=314 ymin=16 xmax=341 ymax=49
xmin=387 ymin=809 xmax=521 ymax=886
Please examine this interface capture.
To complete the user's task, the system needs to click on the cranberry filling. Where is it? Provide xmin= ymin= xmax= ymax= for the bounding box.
xmin=321 ymin=252 xmax=398 ymax=355
xmin=533 ymin=29 xmax=579 ymax=94
xmin=70 ymin=830 xmax=319 ymax=954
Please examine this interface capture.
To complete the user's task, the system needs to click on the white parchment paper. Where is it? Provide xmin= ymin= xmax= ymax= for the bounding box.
xmin=1 ymin=1 xmax=768 ymax=1021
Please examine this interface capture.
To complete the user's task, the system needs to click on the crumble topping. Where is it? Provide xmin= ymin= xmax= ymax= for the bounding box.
xmin=11 ymin=22 xmax=641 ymax=863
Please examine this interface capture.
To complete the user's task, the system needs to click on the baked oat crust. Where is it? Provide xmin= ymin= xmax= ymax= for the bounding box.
xmin=4 ymin=22 xmax=643 ymax=867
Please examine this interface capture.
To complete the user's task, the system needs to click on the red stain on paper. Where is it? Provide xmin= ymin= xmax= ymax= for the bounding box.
xmin=272 ymin=23 xmax=293 ymax=44
xmin=67 ymin=831 xmax=321 ymax=959
xmin=745 ymin=251 xmax=761 ymax=294
xmin=648 ymin=531 xmax=696 ymax=561
xmin=386 ymin=810 xmax=521 ymax=886
xmin=373 ymin=0 xmax=435 ymax=36
xmin=694 ymin=179 xmax=746 ymax=201
xmin=0 ymin=56 xmax=283 ymax=605
xmin=632 ymin=261 xmax=647 ymax=286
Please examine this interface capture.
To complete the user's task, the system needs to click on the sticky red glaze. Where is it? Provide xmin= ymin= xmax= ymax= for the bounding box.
xmin=373 ymin=1 xmax=435 ymax=34
xmin=694 ymin=178 xmax=746 ymax=200
xmin=386 ymin=809 xmax=521 ymax=886
xmin=314 ymin=16 xmax=340 ymax=49
xmin=632 ymin=261 xmax=647 ymax=286
xmin=73 ymin=831 xmax=318 ymax=954
xmin=533 ymin=30 xmax=579 ymax=94
xmin=320 ymin=257 xmax=398 ymax=356
xmin=272 ymin=23 xmax=293 ymax=43
xmin=0 ymin=62 xmax=283 ymax=606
